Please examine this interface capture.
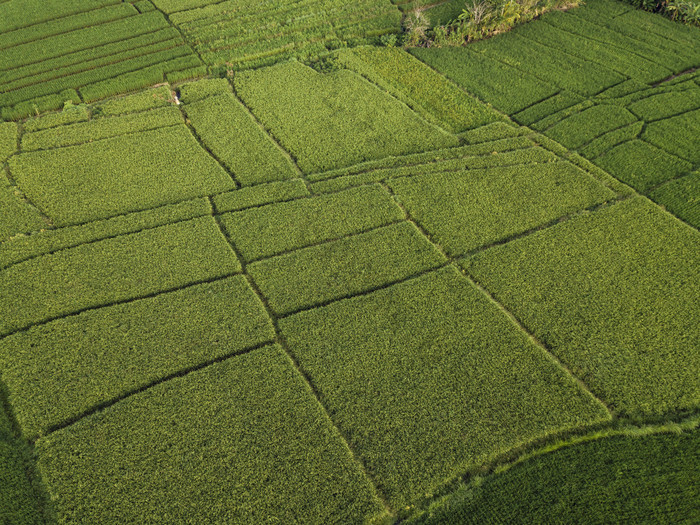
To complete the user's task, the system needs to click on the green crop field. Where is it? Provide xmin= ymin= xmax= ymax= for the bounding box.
xmin=0 ymin=0 xmax=698 ymax=523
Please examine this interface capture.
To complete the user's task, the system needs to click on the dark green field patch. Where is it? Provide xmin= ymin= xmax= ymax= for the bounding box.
xmin=410 ymin=47 xmax=557 ymax=115
xmin=0 ymin=276 xmax=273 ymax=438
xmin=249 ymin=221 xmax=447 ymax=315
xmin=10 ymin=126 xmax=234 ymax=225
xmin=414 ymin=430 xmax=700 ymax=524
xmin=544 ymin=104 xmax=638 ymax=150
xmin=220 ymin=184 xmax=404 ymax=261
xmin=36 ymin=345 xmax=385 ymax=523
xmin=642 ymin=109 xmax=700 ymax=164
xmin=513 ymin=91 xmax=584 ymax=127
xmin=463 ymin=197 xmax=700 ymax=417
xmin=183 ymin=92 xmax=298 ymax=186
xmin=279 ymin=266 xmax=610 ymax=508
xmin=0 ymin=216 xmax=241 ymax=336
xmin=234 ymin=61 xmax=458 ymax=174
xmin=212 ymin=179 xmax=309 ymax=214
xmin=578 ymin=123 xmax=643 ymax=159
xmin=388 ymin=162 xmax=615 ymax=257
xmin=649 ymin=172 xmax=700 ymax=229
xmin=628 ymin=90 xmax=700 ymax=122
xmin=595 ymin=140 xmax=693 ymax=193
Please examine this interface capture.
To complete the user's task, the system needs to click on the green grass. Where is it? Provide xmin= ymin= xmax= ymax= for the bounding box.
xmin=279 ymin=266 xmax=610 ymax=507
xmin=10 ymin=126 xmax=234 ymax=225
xmin=0 ymin=276 xmax=274 ymax=438
xmin=412 ymin=430 xmax=700 ymax=524
xmin=234 ymin=61 xmax=458 ymax=174
xmin=0 ymin=217 xmax=241 ymax=337
xmin=387 ymin=162 xmax=615 ymax=256
xmin=220 ymin=184 xmax=404 ymax=261
xmin=248 ymin=221 xmax=447 ymax=315
xmin=183 ymin=92 xmax=299 ymax=186
xmin=463 ymin=197 xmax=700 ymax=417
xmin=35 ymin=345 xmax=386 ymax=523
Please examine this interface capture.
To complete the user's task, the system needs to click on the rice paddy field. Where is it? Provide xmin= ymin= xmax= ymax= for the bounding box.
xmin=0 ymin=0 xmax=699 ymax=523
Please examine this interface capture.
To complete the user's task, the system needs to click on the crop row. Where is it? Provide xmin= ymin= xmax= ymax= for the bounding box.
xmin=166 ymin=0 xmax=401 ymax=68
xmin=0 ymin=0 xmax=121 ymax=33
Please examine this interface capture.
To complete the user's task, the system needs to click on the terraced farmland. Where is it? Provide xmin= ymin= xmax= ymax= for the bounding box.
xmin=0 ymin=0 xmax=699 ymax=523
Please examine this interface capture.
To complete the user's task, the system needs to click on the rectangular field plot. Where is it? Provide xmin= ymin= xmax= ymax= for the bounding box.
xmin=160 ymin=0 xmax=401 ymax=71
xmin=0 ymin=276 xmax=274 ymax=438
xmin=410 ymin=47 xmax=558 ymax=115
xmin=183 ymin=92 xmax=298 ymax=186
xmin=594 ymin=140 xmax=693 ymax=194
xmin=649 ymin=172 xmax=700 ymax=229
xmin=220 ymin=184 xmax=404 ymax=261
xmin=249 ymin=222 xmax=447 ymax=315
xmin=387 ymin=162 xmax=615 ymax=257
xmin=0 ymin=217 xmax=241 ymax=336
xmin=0 ymin=6 xmax=202 ymax=118
xmin=10 ymin=126 xmax=234 ymax=225
xmin=339 ymin=46 xmax=503 ymax=132
xmin=234 ymin=61 xmax=458 ymax=174
xmin=544 ymin=104 xmax=638 ymax=150
xmin=642 ymin=110 xmax=700 ymax=164
xmin=462 ymin=197 xmax=700 ymax=417
xmin=279 ymin=266 xmax=610 ymax=508
xmin=35 ymin=345 xmax=385 ymax=523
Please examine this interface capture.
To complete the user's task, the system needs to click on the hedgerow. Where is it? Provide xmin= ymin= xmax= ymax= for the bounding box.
xmin=388 ymin=162 xmax=614 ymax=256
xmin=10 ymin=126 xmax=233 ymax=225
xmin=93 ymin=85 xmax=173 ymax=116
xmin=649 ymin=171 xmax=699 ymax=228
xmin=414 ymin=430 xmax=700 ymax=524
xmin=279 ymin=266 xmax=610 ymax=507
xmin=463 ymin=197 xmax=700 ymax=416
xmin=22 ymin=106 xmax=183 ymax=151
xmin=0 ymin=276 xmax=274 ymax=438
xmin=249 ymin=221 xmax=447 ymax=315
xmin=220 ymin=184 xmax=404 ymax=261
xmin=338 ymin=46 xmax=503 ymax=132
xmin=36 ymin=345 xmax=386 ymax=523
xmin=0 ymin=217 xmax=242 ymax=337
xmin=0 ymin=198 xmax=211 ymax=270
xmin=234 ymin=61 xmax=458 ymax=173
xmin=410 ymin=47 xmax=557 ymax=114
xmin=212 ymin=179 xmax=310 ymax=214
xmin=594 ymin=139 xmax=693 ymax=192
xmin=183 ymin=93 xmax=299 ymax=185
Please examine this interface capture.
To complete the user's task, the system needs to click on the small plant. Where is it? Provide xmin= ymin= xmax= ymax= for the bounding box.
xmin=666 ymin=0 xmax=700 ymax=25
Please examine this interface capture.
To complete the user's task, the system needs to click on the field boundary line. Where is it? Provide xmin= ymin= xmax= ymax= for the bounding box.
xmin=151 ymin=2 xmax=207 ymax=67
xmin=652 ymin=67 xmax=699 ymax=87
xmin=0 ymin=273 xmax=241 ymax=341
xmin=37 ymin=339 xmax=275 ymax=440
xmin=208 ymin=196 xmax=393 ymax=513
xmin=379 ymin=182 xmax=614 ymax=416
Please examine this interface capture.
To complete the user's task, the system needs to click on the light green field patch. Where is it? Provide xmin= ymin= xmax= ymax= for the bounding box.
xmin=212 ymin=179 xmax=309 ymax=214
xmin=10 ymin=126 xmax=234 ymax=225
xmin=234 ymin=61 xmax=458 ymax=174
xmin=0 ymin=216 xmax=241 ymax=336
xmin=388 ymin=162 xmax=615 ymax=256
xmin=595 ymin=140 xmax=693 ymax=193
xmin=463 ymin=197 xmax=700 ymax=416
xmin=36 ymin=345 xmax=386 ymax=523
xmin=280 ymin=266 xmax=610 ymax=507
xmin=0 ymin=173 xmax=48 ymax=240
xmin=220 ymin=184 xmax=404 ymax=261
xmin=249 ymin=221 xmax=447 ymax=315
xmin=0 ymin=276 xmax=274 ymax=438
xmin=93 ymin=85 xmax=173 ymax=116
xmin=0 ymin=122 xmax=18 ymax=162
xmin=184 ymin=93 xmax=298 ymax=186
